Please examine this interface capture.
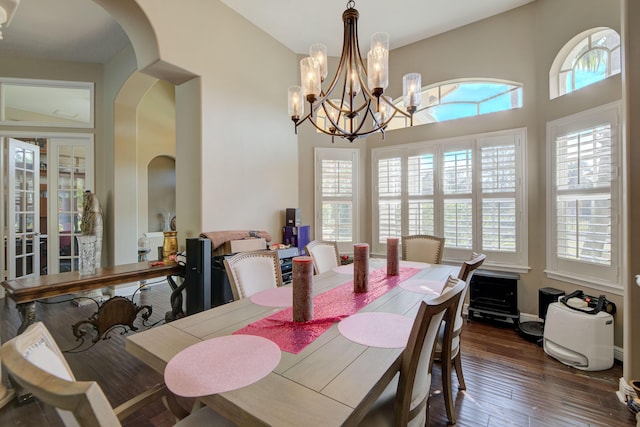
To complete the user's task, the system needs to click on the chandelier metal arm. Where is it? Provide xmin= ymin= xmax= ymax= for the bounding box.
xmin=310 ymin=8 xmax=355 ymax=111
xmin=289 ymin=1 xmax=421 ymax=141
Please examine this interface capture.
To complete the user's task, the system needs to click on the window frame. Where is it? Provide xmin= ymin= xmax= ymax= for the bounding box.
xmin=545 ymin=102 xmax=622 ymax=295
xmin=314 ymin=147 xmax=360 ymax=255
xmin=372 ymin=128 xmax=528 ymax=272
xmin=549 ymin=27 xmax=621 ymax=99
xmin=0 ymin=77 xmax=94 ymax=128
xmin=389 ymin=78 xmax=523 ymax=129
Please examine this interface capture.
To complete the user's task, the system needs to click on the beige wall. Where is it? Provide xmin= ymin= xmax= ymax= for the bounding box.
xmin=622 ymin=0 xmax=640 ymax=382
xmin=296 ymin=0 xmax=626 ymax=346
xmin=103 ymin=0 xmax=300 ymax=251
xmin=0 ymin=0 xmax=632 ymax=356
xmin=136 ymin=80 xmax=176 ymax=234
xmin=533 ymin=0 xmax=623 ymax=342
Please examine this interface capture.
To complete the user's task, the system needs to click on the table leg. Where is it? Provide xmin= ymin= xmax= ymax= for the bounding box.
xmin=16 ymin=302 xmax=37 ymax=335
xmin=165 ymin=275 xmax=186 ymax=322
xmin=11 ymin=302 xmax=37 ymax=404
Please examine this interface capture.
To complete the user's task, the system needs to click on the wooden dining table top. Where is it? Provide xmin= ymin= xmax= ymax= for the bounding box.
xmin=125 ymin=259 xmax=460 ymax=426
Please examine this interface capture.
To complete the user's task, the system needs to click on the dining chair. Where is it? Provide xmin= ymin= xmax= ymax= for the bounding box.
xmin=0 ymin=322 xmax=235 ymax=427
xmin=401 ymin=234 xmax=446 ymax=264
xmin=305 ymin=240 xmax=341 ymax=274
xmin=358 ymin=276 xmax=465 ymax=426
xmin=435 ymin=252 xmax=486 ymax=424
xmin=224 ymin=250 xmax=283 ymax=300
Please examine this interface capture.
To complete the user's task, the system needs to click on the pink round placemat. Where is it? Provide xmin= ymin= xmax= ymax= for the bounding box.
xmin=338 ymin=312 xmax=413 ymax=348
xmin=164 ymin=335 xmax=281 ymax=397
xmin=400 ymin=278 xmax=446 ymax=295
xmin=399 ymin=261 xmax=431 ymax=269
xmin=250 ymin=287 xmax=293 ymax=307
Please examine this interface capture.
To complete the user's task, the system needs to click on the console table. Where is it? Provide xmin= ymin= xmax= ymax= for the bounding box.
xmin=1 ymin=261 xmax=184 ymax=405
xmin=1 ymin=261 xmax=183 ymax=335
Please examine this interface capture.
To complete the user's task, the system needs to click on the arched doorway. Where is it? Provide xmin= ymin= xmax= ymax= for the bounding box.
xmin=147 ymin=155 xmax=176 ymax=232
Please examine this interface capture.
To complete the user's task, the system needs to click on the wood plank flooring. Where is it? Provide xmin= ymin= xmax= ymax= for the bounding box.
xmin=0 ymin=282 xmax=635 ymax=426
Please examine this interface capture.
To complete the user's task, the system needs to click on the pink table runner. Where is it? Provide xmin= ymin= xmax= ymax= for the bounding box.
xmin=234 ymin=267 xmax=421 ymax=354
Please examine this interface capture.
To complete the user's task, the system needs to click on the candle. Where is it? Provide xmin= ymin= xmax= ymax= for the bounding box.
xmin=353 ymin=243 xmax=370 ymax=293
xmin=292 ymin=256 xmax=314 ymax=322
xmin=387 ymin=238 xmax=399 ymax=276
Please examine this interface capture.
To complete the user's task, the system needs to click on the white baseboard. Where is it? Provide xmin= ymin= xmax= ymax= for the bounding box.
xmin=463 ymin=304 xmax=623 ymax=362
xmin=617 ymin=376 xmax=635 ymax=404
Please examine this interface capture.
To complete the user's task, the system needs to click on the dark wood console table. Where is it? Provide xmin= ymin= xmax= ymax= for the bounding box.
xmin=2 ymin=261 xmax=184 ymax=404
xmin=2 ymin=261 xmax=183 ymax=335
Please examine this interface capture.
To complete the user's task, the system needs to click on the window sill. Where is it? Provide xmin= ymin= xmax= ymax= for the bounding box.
xmin=544 ymin=269 xmax=623 ymax=296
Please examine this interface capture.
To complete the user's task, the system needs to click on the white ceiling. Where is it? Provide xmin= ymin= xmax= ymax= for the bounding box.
xmin=221 ymin=0 xmax=536 ymax=56
xmin=0 ymin=0 xmax=535 ymax=63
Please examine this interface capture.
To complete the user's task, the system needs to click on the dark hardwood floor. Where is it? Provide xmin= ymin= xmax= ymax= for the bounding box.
xmin=0 ymin=282 xmax=635 ymax=426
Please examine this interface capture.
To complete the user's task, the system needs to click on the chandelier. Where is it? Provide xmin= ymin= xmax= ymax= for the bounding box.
xmin=0 ymin=0 xmax=20 ymax=40
xmin=288 ymin=0 xmax=421 ymax=142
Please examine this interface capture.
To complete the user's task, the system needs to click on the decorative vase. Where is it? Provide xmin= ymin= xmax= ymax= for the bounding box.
xmin=353 ymin=243 xmax=369 ymax=293
xmin=162 ymin=231 xmax=178 ymax=262
xmin=76 ymin=235 xmax=97 ymax=276
xmin=386 ymin=238 xmax=399 ymax=276
xmin=292 ymin=256 xmax=314 ymax=322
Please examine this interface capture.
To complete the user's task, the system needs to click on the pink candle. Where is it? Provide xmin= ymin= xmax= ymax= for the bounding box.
xmin=353 ymin=243 xmax=369 ymax=293
xmin=292 ymin=256 xmax=314 ymax=322
xmin=387 ymin=238 xmax=399 ymax=276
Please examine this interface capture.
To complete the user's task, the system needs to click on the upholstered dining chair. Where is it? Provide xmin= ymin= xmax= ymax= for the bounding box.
xmin=223 ymin=250 xmax=283 ymax=300
xmin=305 ymin=240 xmax=341 ymax=274
xmin=401 ymin=234 xmax=446 ymax=264
xmin=0 ymin=322 xmax=234 ymax=427
xmin=358 ymin=276 xmax=465 ymax=426
xmin=435 ymin=252 xmax=486 ymax=424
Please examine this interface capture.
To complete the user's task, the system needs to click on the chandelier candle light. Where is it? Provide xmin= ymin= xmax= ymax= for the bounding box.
xmin=288 ymin=0 xmax=421 ymax=142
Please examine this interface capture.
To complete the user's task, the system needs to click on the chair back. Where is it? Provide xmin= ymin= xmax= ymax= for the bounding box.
xmin=394 ymin=276 xmax=465 ymax=426
xmin=454 ymin=253 xmax=486 ymax=334
xmin=1 ymin=322 xmax=122 ymax=427
xmin=224 ymin=250 xmax=283 ymax=300
xmin=305 ymin=240 xmax=340 ymax=274
xmin=401 ymin=235 xmax=445 ymax=264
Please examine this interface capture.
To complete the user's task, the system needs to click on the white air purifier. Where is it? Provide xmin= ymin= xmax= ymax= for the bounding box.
xmin=543 ymin=302 xmax=614 ymax=371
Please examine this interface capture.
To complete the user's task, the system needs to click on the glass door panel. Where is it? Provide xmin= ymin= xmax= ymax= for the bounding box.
xmin=7 ymin=138 xmax=40 ymax=279
xmin=47 ymin=138 xmax=93 ymax=274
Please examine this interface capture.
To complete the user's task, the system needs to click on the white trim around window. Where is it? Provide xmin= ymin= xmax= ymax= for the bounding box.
xmin=545 ymin=102 xmax=622 ymax=295
xmin=372 ymin=128 xmax=528 ymax=272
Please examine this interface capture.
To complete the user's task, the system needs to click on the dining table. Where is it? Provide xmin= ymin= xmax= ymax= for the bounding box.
xmin=125 ymin=258 xmax=460 ymax=426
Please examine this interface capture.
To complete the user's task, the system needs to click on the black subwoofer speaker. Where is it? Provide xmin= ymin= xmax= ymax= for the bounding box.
xmin=185 ymin=238 xmax=212 ymax=315
xmin=539 ymin=287 xmax=565 ymax=320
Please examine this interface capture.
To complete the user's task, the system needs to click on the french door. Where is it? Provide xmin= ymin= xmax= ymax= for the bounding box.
xmin=46 ymin=138 xmax=94 ymax=274
xmin=4 ymin=135 xmax=94 ymax=280
xmin=7 ymin=138 xmax=40 ymax=279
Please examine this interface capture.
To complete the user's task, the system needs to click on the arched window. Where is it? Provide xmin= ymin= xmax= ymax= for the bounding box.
xmin=550 ymin=27 xmax=620 ymax=99
xmin=388 ymin=78 xmax=523 ymax=130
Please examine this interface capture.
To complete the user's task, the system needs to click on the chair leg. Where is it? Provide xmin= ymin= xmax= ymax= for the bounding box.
xmin=425 ymin=397 xmax=430 ymax=427
xmin=453 ymin=352 xmax=466 ymax=391
xmin=441 ymin=357 xmax=456 ymax=425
